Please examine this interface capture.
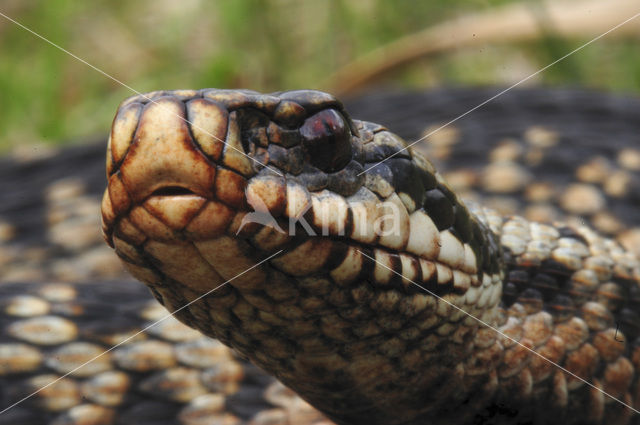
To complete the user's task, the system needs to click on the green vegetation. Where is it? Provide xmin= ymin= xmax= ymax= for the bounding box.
xmin=0 ymin=0 xmax=638 ymax=152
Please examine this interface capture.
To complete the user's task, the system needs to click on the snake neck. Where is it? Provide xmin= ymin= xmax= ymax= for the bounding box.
xmin=103 ymin=89 xmax=640 ymax=425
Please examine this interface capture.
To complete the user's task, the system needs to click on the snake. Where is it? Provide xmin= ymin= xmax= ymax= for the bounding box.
xmin=1 ymin=88 xmax=639 ymax=424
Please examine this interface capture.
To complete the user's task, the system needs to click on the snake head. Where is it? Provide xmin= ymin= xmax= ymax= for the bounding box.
xmin=101 ymin=88 xmax=503 ymax=425
xmin=101 ymin=89 xmax=367 ymax=246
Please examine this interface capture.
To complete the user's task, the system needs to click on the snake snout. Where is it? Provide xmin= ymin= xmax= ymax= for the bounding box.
xmin=106 ymin=96 xmax=219 ymax=206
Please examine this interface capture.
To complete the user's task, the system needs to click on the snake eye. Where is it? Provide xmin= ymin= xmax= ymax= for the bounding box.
xmin=300 ymin=109 xmax=352 ymax=173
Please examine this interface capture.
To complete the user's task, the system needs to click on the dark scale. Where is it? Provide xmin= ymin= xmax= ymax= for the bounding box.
xmin=619 ymin=309 xmax=640 ymax=342
xmin=411 ymin=158 xmax=438 ymax=191
xmin=276 ymin=90 xmax=345 ymax=119
xmin=362 ymin=134 xmax=411 ymax=162
xmin=546 ymin=294 xmax=576 ymax=322
xmin=453 ymin=203 xmax=473 ymax=243
xmin=204 ymin=89 xmax=280 ymax=113
xmin=540 ymin=258 xmax=576 ymax=278
xmin=298 ymin=163 xmax=329 ymax=191
xmin=267 ymin=122 xmax=300 ymax=147
xmin=484 ymin=225 xmax=503 ymax=275
xmin=507 ymin=269 xmax=533 ymax=289
xmin=630 ymin=283 xmax=640 ymax=311
xmin=235 ymin=108 xmax=272 ymax=148
xmin=530 ymin=272 xmax=561 ymax=300
xmin=325 ymin=160 xmax=365 ymax=197
xmin=385 ymin=158 xmax=426 ymax=204
xmin=595 ymin=282 xmax=626 ymax=311
xmin=423 ymin=188 xmax=455 ymax=230
xmin=515 ymin=287 xmax=544 ymax=313
xmin=502 ymin=282 xmax=520 ymax=307
xmin=267 ymin=143 xmax=297 ymax=174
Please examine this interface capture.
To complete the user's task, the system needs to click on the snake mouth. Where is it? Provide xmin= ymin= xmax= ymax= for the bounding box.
xmin=149 ymin=186 xmax=198 ymax=197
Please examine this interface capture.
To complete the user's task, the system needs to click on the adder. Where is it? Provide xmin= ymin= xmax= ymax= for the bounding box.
xmin=1 ymin=88 xmax=639 ymax=425
xmin=100 ymin=88 xmax=640 ymax=425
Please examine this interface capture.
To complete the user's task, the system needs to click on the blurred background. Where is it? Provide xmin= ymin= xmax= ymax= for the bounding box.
xmin=0 ymin=0 xmax=639 ymax=153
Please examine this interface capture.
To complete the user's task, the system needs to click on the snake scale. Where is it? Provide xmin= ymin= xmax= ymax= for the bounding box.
xmin=1 ymin=88 xmax=640 ymax=424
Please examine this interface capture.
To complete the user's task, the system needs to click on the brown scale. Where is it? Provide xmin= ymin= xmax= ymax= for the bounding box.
xmin=100 ymin=89 xmax=639 ymax=425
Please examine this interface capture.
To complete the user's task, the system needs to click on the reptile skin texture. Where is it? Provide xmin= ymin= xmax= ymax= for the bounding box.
xmin=99 ymin=89 xmax=640 ymax=425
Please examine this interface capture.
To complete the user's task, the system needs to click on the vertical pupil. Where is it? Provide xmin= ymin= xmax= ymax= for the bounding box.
xmin=300 ymin=109 xmax=352 ymax=172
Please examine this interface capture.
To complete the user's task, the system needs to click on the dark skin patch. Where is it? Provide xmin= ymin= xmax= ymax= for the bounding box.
xmin=539 ymin=259 xmax=575 ymax=278
xmin=323 ymin=240 xmax=351 ymax=270
xmin=502 ymin=282 xmax=519 ymax=307
xmin=531 ymin=273 xmax=560 ymax=301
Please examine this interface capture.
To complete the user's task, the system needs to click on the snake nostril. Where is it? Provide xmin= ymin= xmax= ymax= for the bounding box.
xmin=150 ymin=186 xmax=196 ymax=197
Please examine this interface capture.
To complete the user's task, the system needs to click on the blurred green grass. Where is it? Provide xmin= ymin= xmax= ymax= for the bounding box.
xmin=0 ymin=0 xmax=639 ymax=153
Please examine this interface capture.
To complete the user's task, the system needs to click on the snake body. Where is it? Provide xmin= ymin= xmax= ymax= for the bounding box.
xmin=0 ymin=280 xmax=309 ymax=425
xmin=98 ymin=89 xmax=640 ymax=425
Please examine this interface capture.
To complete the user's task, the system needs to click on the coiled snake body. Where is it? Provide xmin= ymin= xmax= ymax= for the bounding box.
xmin=98 ymin=89 xmax=639 ymax=425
